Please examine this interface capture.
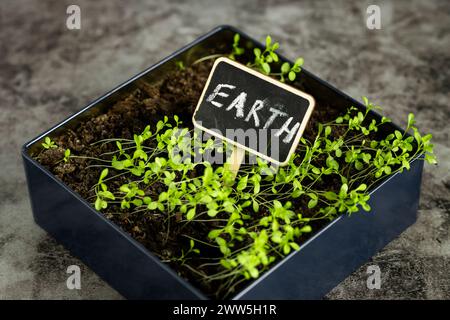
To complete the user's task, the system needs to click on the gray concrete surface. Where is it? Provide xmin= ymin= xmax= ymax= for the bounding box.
xmin=0 ymin=0 xmax=449 ymax=299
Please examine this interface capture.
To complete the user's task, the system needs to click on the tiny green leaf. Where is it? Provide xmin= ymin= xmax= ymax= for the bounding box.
xmin=288 ymin=71 xmax=296 ymax=81
xmin=281 ymin=62 xmax=290 ymax=74
xmin=186 ymin=208 xmax=196 ymax=221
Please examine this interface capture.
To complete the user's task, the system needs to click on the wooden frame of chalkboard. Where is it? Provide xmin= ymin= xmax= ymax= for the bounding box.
xmin=192 ymin=57 xmax=316 ymax=166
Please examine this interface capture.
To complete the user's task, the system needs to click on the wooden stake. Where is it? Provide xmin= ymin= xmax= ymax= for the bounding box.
xmin=227 ymin=145 xmax=245 ymax=180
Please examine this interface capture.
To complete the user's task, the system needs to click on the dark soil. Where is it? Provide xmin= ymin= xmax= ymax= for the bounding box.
xmin=32 ymin=55 xmax=383 ymax=298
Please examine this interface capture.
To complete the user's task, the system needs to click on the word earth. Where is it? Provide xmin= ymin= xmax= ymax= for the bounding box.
xmin=207 ymin=83 xmax=300 ymax=144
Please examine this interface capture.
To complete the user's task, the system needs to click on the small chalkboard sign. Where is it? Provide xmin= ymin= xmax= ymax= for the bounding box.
xmin=193 ymin=57 xmax=315 ymax=169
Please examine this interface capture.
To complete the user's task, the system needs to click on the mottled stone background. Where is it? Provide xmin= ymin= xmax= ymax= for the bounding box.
xmin=0 ymin=0 xmax=448 ymax=299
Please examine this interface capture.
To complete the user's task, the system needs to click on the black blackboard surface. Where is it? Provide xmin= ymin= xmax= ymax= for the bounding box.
xmin=193 ymin=57 xmax=315 ymax=165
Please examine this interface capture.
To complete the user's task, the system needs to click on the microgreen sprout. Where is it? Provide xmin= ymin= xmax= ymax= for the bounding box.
xmin=63 ymin=149 xmax=71 ymax=162
xmin=42 ymin=136 xmax=57 ymax=149
xmin=192 ymin=34 xmax=303 ymax=84
xmin=175 ymin=61 xmax=185 ymax=71
xmin=176 ymin=239 xmax=200 ymax=265
xmin=94 ymin=168 xmax=115 ymax=211
xmin=228 ymin=33 xmax=244 ymax=60
xmin=248 ymin=35 xmax=303 ymax=82
xmin=249 ymin=35 xmax=279 ymax=75
xmin=280 ymin=57 xmax=304 ymax=82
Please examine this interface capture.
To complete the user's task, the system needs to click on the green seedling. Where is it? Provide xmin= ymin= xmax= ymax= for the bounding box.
xmin=94 ymin=168 xmax=115 ymax=211
xmin=250 ymin=35 xmax=279 ymax=75
xmin=42 ymin=136 xmax=57 ymax=149
xmin=175 ymin=61 xmax=185 ymax=71
xmin=280 ymin=57 xmax=304 ymax=82
xmin=229 ymin=33 xmax=245 ymax=60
